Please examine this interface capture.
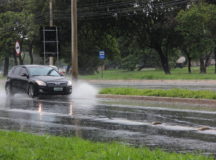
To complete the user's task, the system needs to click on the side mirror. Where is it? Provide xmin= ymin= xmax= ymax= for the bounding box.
xmin=59 ymin=72 xmax=65 ymax=76
xmin=21 ymin=73 xmax=29 ymax=78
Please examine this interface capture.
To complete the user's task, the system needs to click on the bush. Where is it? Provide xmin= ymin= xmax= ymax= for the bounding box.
xmin=121 ymin=54 xmax=139 ymax=71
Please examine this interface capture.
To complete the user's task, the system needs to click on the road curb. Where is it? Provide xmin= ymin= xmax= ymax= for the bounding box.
xmin=97 ymin=94 xmax=216 ymax=106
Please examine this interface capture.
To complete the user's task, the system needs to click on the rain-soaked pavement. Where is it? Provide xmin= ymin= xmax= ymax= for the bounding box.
xmin=0 ymin=82 xmax=216 ymax=155
xmin=87 ymin=80 xmax=216 ymax=91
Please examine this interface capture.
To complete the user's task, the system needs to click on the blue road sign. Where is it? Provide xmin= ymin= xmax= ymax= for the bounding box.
xmin=99 ymin=50 xmax=105 ymax=59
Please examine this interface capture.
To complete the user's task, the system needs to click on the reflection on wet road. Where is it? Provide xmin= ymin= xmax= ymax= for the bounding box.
xmin=0 ymin=94 xmax=216 ymax=154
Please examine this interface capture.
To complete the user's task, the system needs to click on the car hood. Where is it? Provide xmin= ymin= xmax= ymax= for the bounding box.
xmin=30 ymin=76 xmax=67 ymax=82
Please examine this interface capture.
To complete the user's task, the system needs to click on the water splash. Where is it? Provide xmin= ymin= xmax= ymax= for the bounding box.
xmin=71 ymin=80 xmax=99 ymax=99
xmin=0 ymin=82 xmax=8 ymax=109
xmin=0 ymin=80 xmax=99 ymax=107
xmin=0 ymin=90 xmax=6 ymax=98
xmin=70 ymin=80 xmax=99 ymax=107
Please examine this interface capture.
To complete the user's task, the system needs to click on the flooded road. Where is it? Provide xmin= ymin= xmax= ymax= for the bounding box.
xmin=0 ymin=93 xmax=216 ymax=154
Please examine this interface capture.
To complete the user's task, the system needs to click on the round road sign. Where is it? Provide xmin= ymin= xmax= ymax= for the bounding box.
xmin=15 ymin=41 xmax=21 ymax=56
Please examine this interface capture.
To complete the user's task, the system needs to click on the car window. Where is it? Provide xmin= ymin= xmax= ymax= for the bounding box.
xmin=19 ymin=67 xmax=28 ymax=76
xmin=12 ymin=67 xmax=22 ymax=76
xmin=28 ymin=66 xmax=61 ymax=77
xmin=8 ymin=67 xmax=15 ymax=77
xmin=47 ymin=69 xmax=61 ymax=76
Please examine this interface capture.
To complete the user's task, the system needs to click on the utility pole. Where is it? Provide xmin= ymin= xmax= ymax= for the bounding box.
xmin=49 ymin=0 xmax=54 ymax=65
xmin=71 ymin=0 xmax=78 ymax=80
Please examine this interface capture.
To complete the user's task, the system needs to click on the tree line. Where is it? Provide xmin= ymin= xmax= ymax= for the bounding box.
xmin=1 ymin=0 xmax=216 ymax=76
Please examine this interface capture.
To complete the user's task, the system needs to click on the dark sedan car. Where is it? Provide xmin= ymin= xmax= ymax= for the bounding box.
xmin=5 ymin=65 xmax=72 ymax=97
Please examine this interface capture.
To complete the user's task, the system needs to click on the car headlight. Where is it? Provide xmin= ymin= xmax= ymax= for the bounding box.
xmin=67 ymin=80 xmax=72 ymax=86
xmin=35 ymin=80 xmax=46 ymax=86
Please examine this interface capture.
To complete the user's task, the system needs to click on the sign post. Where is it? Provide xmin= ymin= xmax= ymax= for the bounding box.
xmin=99 ymin=50 xmax=105 ymax=79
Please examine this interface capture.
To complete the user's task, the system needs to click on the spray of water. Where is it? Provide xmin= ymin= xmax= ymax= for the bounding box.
xmin=0 ymin=83 xmax=8 ymax=109
xmin=71 ymin=80 xmax=99 ymax=99
xmin=0 ymin=90 xmax=6 ymax=98
xmin=69 ymin=80 xmax=99 ymax=108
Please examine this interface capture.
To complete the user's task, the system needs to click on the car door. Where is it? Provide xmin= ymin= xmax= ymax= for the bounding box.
xmin=10 ymin=66 xmax=22 ymax=93
xmin=18 ymin=67 xmax=29 ymax=93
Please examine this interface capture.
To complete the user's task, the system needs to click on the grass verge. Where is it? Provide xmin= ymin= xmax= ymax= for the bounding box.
xmin=80 ymin=67 xmax=216 ymax=80
xmin=0 ymin=130 xmax=213 ymax=160
xmin=100 ymin=88 xmax=216 ymax=100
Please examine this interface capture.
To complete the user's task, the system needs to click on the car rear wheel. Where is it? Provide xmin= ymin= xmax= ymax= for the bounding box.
xmin=28 ymin=84 xmax=37 ymax=98
xmin=5 ymin=84 xmax=14 ymax=96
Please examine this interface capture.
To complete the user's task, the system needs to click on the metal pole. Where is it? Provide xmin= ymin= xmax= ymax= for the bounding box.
xmin=102 ymin=64 xmax=103 ymax=79
xmin=56 ymin=27 xmax=59 ymax=67
xmin=43 ymin=27 xmax=46 ymax=65
xmin=71 ymin=0 xmax=78 ymax=80
xmin=49 ymin=0 xmax=54 ymax=66
xmin=49 ymin=0 xmax=53 ymax=26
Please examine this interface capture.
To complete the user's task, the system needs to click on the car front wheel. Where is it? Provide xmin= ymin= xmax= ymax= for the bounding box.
xmin=28 ymin=84 xmax=37 ymax=98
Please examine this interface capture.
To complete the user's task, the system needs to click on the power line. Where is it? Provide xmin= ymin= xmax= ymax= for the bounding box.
xmin=77 ymin=0 xmax=189 ymax=12
xmin=0 ymin=0 xmax=197 ymax=27
xmin=77 ymin=0 xmax=134 ymax=8
xmin=51 ymin=0 xmax=192 ymax=21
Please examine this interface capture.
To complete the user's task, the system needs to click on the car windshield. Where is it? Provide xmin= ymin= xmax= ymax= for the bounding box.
xmin=28 ymin=66 xmax=61 ymax=77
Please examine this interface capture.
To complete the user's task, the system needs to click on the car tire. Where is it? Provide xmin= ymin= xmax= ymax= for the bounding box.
xmin=28 ymin=84 xmax=37 ymax=98
xmin=5 ymin=84 xmax=14 ymax=97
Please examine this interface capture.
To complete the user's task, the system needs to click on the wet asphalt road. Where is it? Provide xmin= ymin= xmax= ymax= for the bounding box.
xmin=87 ymin=80 xmax=216 ymax=91
xmin=0 ymin=92 xmax=216 ymax=155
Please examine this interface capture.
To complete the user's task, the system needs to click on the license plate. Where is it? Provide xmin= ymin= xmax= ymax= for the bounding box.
xmin=54 ymin=87 xmax=63 ymax=91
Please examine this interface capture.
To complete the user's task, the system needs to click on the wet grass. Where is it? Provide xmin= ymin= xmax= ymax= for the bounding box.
xmin=100 ymin=88 xmax=216 ymax=100
xmin=0 ymin=130 xmax=213 ymax=160
xmin=80 ymin=66 xmax=216 ymax=80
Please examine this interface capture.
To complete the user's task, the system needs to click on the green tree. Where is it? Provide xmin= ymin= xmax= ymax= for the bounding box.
xmin=176 ymin=3 xmax=216 ymax=74
xmin=0 ymin=0 xmax=41 ymax=75
xmin=119 ymin=37 xmax=159 ymax=71
xmin=78 ymin=21 xmax=120 ymax=74
xmin=115 ymin=0 xmax=189 ymax=74
xmin=205 ymin=1 xmax=216 ymax=73
xmin=0 ymin=11 xmax=25 ymax=75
